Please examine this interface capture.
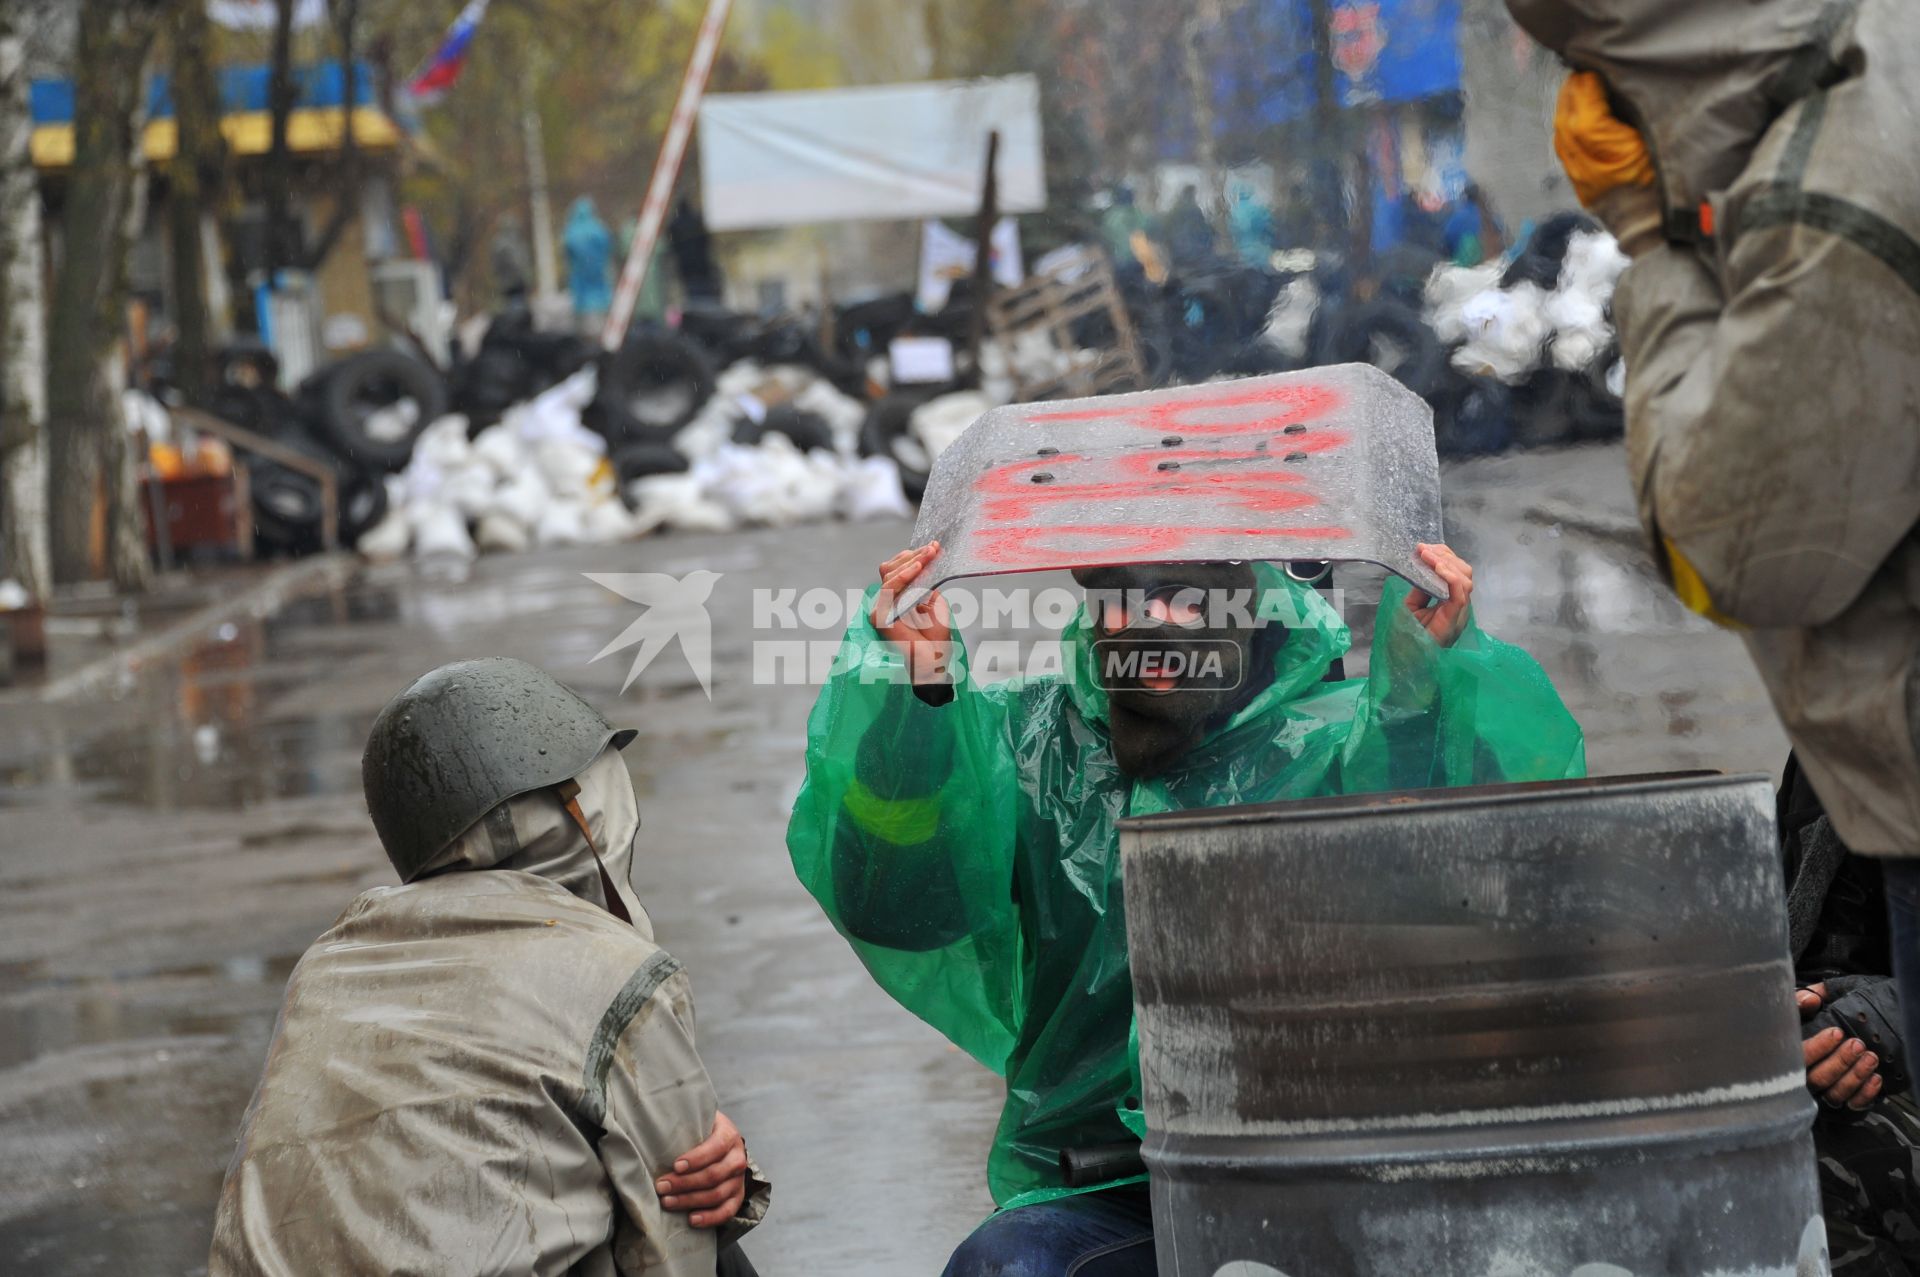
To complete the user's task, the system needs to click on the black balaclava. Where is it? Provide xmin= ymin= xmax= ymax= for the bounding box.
xmin=1072 ymin=562 xmax=1277 ymax=779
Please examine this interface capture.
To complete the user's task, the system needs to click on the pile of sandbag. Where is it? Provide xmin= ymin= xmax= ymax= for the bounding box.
xmin=356 ymin=361 xmax=913 ymax=561
xmin=1421 ymin=219 xmax=1630 ymax=454
xmin=1435 ymin=225 xmax=1628 ymax=386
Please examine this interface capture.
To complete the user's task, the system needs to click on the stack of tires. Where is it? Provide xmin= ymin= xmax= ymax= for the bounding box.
xmin=451 ymin=303 xmax=596 ymax=428
xmin=207 ymin=344 xmax=446 ymax=557
xmin=582 ymin=329 xmax=714 ymax=490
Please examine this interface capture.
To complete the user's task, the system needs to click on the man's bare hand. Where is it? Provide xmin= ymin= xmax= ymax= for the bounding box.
xmin=1406 ymin=543 xmax=1474 ymax=647
xmin=873 ymin=543 xmax=954 ymax=685
xmin=657 ymin=1111 xmax=749 ymax=1229
xmin=1800 ymin=984 xmax=1885 ymax=1110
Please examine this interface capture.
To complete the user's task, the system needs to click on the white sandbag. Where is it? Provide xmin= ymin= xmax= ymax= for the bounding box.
xmin=713 ymin=359 xmax=765 ymax=399
xmin=0 ymin=579 xmax=32 ymax=610
xmin=510 ymin=367 xmax=605 ymax=456
xmin=535 ymin=498 xmax=588 ymax=547
xmin=471 ymin=424 xmax=529 ymax=479
xmin=782 ymin=441 xmax=845 ymax=524
xmin=674 ymin=395 xmax=744 ymax=463
xmin=975 ymin=338 xmax=1018 ymax=407
xmin=354 ymin=508 xmax=411 ymax=562
xmin=1544 ymin=231 xmax=1627 ymax=372
xmin=474 ymin=512 xmax=532 ymax=554
xmin=535 ymin=438 xmax=603 ymax=498
xmin=697 ymin=438 xmax=816 ymax=526
xmin=412 ymin=415 xmax=473 ymax=469
xmin=401 ymin=457 xmax=446 ymax=507
xmin=1558 ymin=229 xmax=1629 ymax=299
xmin=1452 ymin=282 xmax=1552 ymax=384
xmin=411 ymin=503 xmax=475 ymax=560
xmin=910 ymin=391 xmax=992 ymax=466
xmin=443 ymin=461 xmax=500 ymax=521
xmin=582 ymin=498 xmax=640 ymax=544
xmin=629 ymin=473 xmax=737 ymax=535
xmin=1547 ymin=296 xmax=1612 ymax=371
xmin=490 ymin=468 xmax=551 ymax=529
xmin=839 ymin=456 xmax=913 ymax=521
xmin=1424 ymin=262 xmax=1503 ymax=346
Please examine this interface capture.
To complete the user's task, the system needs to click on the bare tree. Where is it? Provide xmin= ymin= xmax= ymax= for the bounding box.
xmin=264 ymin=0 xmax=299 ymax=276
xmin=300 ymin=0 xmax=363 ymax=271
xmin=0 ymin=2 xmax=50 ymax=598
xmin=262 ymin=0 xmax=364 ymax=280
xmin=167 ymin=0 xmax=223 ymax=408
xmin=45 ymin=0 xmax=165 ymax=588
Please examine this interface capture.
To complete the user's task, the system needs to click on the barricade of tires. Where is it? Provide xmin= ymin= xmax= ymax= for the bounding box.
xmin=196 ymin=342 xmax=444 ymax=557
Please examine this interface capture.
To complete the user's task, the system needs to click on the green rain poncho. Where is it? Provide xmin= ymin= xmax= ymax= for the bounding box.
xmin=786 ymin=564 xmax=1585 ymax=1211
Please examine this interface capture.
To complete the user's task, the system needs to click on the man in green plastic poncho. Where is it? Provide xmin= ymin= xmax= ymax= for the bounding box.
xmin=786 ymin=539 xmax=1585 ymax=1275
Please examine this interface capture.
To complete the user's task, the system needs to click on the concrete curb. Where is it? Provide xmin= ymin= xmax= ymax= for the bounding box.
xmin=29 ymin=552 xmax=361 ymax=704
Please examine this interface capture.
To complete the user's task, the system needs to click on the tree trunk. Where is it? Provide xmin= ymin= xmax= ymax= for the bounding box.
xmin=0 ymin=5 xmax=50 ymax=599
xmin=264 ymin=0 xmax=297 ymax=277
xmin=44 ymin=0 xmax=163 ymax=589
xmin=299 ymin=0 xmax=361 ymax=272
xmin=167 ymin=0 xmax=222 ymax=408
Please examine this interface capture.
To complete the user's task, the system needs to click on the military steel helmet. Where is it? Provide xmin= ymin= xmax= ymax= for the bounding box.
xmin=362 ymin=657 xmax=637 ymax=881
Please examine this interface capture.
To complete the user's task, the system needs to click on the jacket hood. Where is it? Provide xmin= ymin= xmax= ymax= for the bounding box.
xmin=1507 ymin=0 xmax=1846 ymax=218
xmin=565 ymin=197 xmax=605 ymax=232
xmin=1062 ymin=561 xmax=1350 ymax=741
xmin=415 ymin=746 xmax=650 ymax=936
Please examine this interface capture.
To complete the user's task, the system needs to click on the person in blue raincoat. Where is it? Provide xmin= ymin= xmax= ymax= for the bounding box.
xmin=1229 ymin=187 xmax=1276 ymax=267
xmin=563 ymin=197 xmax=613 ymax=332
xmin=787 ymin=541 xmax=1585 ymax=1276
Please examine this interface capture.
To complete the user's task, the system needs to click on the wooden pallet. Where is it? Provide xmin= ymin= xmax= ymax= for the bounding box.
xmin=984 ymin=247 xmax=1146 ymax=402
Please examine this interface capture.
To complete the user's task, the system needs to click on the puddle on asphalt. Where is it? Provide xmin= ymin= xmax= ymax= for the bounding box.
xmin=3 ymin=577 xmax=409 ymax=812
xmin=0 ymin=951 xmax=304 ymax=1070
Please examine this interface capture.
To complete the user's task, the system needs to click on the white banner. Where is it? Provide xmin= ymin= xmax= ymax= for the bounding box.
xmin=916 ymin=217 xmax=1023 ymax=312
xmin=697 ymin=76 xmax=1046 ymax=231
xmin=208 ymin=0 xmax=328 ymax=31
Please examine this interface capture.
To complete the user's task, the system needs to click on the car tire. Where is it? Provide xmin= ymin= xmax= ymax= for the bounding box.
xmin=316 ymin=349 xmax=447 ymax=472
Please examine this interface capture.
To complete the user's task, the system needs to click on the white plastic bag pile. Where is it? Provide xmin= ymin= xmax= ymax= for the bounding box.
xmin=976 ymin=333 xmax=1093 ymax=405
xmin=673 ymin=360 xmax=871 ymax=464
xmin=628 ymin=358 xmax=909 ymax=534
xmin=359 ymin=368 xmax=634 ymax=562
xmin=355 ymin=352 xmax=916 ymax=562
xmin=1433 ymin=230 xmax=1629 ymax=385
xmin=1256 ymin=274 xmax=1323 ymax=363
xmin=909 ymin=391 xmax=994 ymax=470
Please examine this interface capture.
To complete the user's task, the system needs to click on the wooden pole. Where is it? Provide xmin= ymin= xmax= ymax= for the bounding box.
xmin=601 ymin=0 xmax=734 ymax=351
xmin=965 ymin=128 xmax=1001 ymax=385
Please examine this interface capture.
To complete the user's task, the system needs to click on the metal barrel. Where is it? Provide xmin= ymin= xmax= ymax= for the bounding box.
xmin=1119 ymin=773 xmax=1826 ymax=1277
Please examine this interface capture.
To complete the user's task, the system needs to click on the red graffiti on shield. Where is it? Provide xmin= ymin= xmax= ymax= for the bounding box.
xmin=964 ymin=378 xmax=1355 ymax=568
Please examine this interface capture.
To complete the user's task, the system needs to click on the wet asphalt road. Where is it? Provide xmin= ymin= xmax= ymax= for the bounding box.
xmin=0 ymin=442 xmax=1785 ymax=1275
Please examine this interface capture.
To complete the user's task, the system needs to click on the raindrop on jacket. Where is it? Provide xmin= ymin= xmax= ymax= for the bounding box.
xmin=787 ymin=565 xmax=1584 ymax=1209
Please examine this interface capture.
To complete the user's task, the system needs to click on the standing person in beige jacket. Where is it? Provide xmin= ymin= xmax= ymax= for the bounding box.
xmin=1513 ymin=0 xmax=1920 ymax=1052
xmin=211 ymin=658 xmax=767 ymax=1276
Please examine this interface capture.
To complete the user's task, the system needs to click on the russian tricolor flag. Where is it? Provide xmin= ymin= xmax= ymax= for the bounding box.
xmin=409 ymin=0 xmax=491 ymax=104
